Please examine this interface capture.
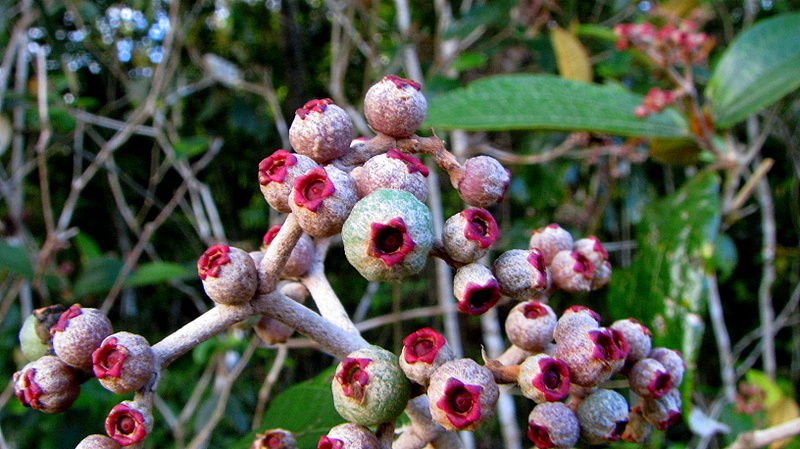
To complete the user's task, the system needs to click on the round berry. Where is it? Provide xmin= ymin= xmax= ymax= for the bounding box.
xmin=492 ymin=249 xmax=548 ymax=300
xmin=456 ymin=155 xmax=510 ymax=208
xmin=576 ymin=389 xmax=630 ymax=445
xmin=442 ymin=208 xmax=499 ymax=264
xmin=364 ymin=75 xmax=426 ymax=138
xmin=14 ymin=355 xmax=81 ymax=413
xmin=92 ymin=332 xmax=156 ymax=395
xmin=290 ymin=165 xmax=358 ymax=238
xmin=319 ymin=423 xmax=379 ymax=449
xmin=50 ymin=304 xmax=113 ymax=371
xmin=289 ymin=99 xmax=353 ymax=164
xmin=352 ymin=149 xmax=429 ymax=202
xmin=529 ymin=224 xmax=574 ymax=265
xmin=399 ymin=328 xmax=455 ymax=386
xmin=427 ymin=358 xmax=499 ymax=431
xmin=453 ymin=263 xmax=502 ymax=316
xmin=105 ymin=400 xmax=152 ymax=446
xmin=518 ymin=353 xmax=571 ymax=403
xmin=198 ymin=244 xmax=258 ymax=305
xmin=258 ymin=150 xmax=318 ymax=213
xmin=505 ymin=300 xmax=557 ymax=352
xmin=527 ymin=401 xmax=579 ymax=449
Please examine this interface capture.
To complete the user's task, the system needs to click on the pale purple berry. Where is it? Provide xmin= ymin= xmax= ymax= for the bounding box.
xmin=258 ymin=150 xmax=317 ymax=213
xmin=251 ymin=429 xmax=297 ymax=449
xmin=640 ymin=387 xmax=682 ymax=430
xmin=518 ymin=353 xmax=571 ymax=403
xmin=428 ymin=358 xmax=499 ymax=431
xmin=364 ymin=75 xmax=426 ymax=138
xmin=629 ymin=358 xmax=673 ymax=399
xmin=453 ymin=263 xmax=502 ymax=316
xmin=611 ymin=318 xmax=653 ymax=368
xmin=576 ymin=389 xmax=630 ymax=445
xmin=92 ymin=332 xmax=156 ymax=395
xmin=289 ymin=98 xmax=353 ymax=163
xmin=353 ymin=149 xmax=429 ymax=202
xmin=527 ymin=401 xmax=579 ymax=449
xmin=456 ymin=155 xmax=511 ymax=208
xmin=505 ymin=300 xmax=557 ymax=352
xmin=442 ymin=208 xmax=499 ymax=264
xmin=399 ymin=327 xmax=455 ymax=386
xmin=262 ymin=224 xmax=314 ymax=278
xmin=492 ymin=249 xmax=548 ymax=300
xmin=14 ymin=355 xmax=81 ymax=413
xmin=319 ymin=423 xmax=379 ymax=449
xmin=529 ymin=224 xmax=574 ymax=265
xmin=649 ymin=347 xmax=686 ymax=387
xmin=549 ymin=250 xmax=595 ymax=292
xmin=50 ymin=304 xmax=113 ymax=371
xmin=290 ymin=165 xmax=358 ymax=238
xmin=198 ymin=244 xmax=258 ymax=305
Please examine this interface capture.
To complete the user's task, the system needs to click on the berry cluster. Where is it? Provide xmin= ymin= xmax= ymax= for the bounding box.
xmin=12 ymin=75 xmax=685 ymax=449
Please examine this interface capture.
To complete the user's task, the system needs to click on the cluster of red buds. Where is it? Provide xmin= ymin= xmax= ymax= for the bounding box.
xmin=614 ymin=20 xmax=713 ymax=67
xmin=12 ymin=74 xmax=685 ymax=449
xmin=634 ymin=87 xmax=677 ymax=118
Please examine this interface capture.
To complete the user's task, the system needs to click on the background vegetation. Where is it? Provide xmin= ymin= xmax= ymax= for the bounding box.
xmin=1 ymin=0 xmax=799 ymax=448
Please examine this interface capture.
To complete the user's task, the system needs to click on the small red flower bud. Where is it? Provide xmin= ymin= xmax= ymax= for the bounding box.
xmin=105 ymin=401 xmax=152 ymax=446
xmin=289 ymin=99 xmax=353 ymax=164
xmin=14 ymin=355 xmax=81 ymax=413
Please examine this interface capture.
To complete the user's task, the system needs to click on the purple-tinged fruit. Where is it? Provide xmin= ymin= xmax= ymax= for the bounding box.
xmin=442 ymin=208 xmax=499 ymax=264
xmin=623 ymin=405 xmax=654 ymax=443
xmin=75 ymin=435 xmax=122 ymax=449
xmin=640 ymin=388 xmax=682 ymax=430
xmin=399 ymin=328 xmax=455 ymax=386
xmin=92 ymin=332 xmax=155 ymax=395
xmin=319 ymin=423 xmax=379 ymax=449
xmin=492 ymin=249 xmax=548 ymax=300
xmin=51 ymin=304 xmax=113 ymax=371
xmin=649 ymin=347 xmax=686 ymax=387
xmin=529 ymin=224 xmax=574 ymax=265
xmin=453 ymin=263 xmax=502 ymax=316
xmin=629 ymin=358 xmax=673 ymax=399
xmin=258 ymin=150 xmax=317 ymax=213
xmin=555 ymin=327 xmax=629 ymax=387
xmin=553 ymin=306 xmax=601 ymax=343
xmin=290 ymin=165 xmax=357 ymax=238
xmin=289 ymin=99 xmax=353 ymax=163
xmin=14 ymin=355 xmax=81 ymax=413
xmin=364 ymin=76 xmax=426 ymax=138
xmin=251 ymin=429 xmax=297 ymax=449
xmin=549 ymin=250 xmax=595 ymax=292
xmin=456 ymin=156 xmax=511 ymax=208
xmin=353 ymin=149 xmax=429 ymax=202
xmin=505 ymin=300 xmax=557 ymax=352
xmin=611 ymin=318 xmax=652 ymax=368
xmin=576 ymin=389 xmax=630 ymax=445
xmin=518 ymin=354 xmax=571 ymax=403
xmin=527 ymin=401 xmax=580 ymax=449
xmin=428 ymin=358 xmax=499 ymax=431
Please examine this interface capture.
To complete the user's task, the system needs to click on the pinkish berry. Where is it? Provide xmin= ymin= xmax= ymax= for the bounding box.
xmin=640 ymin=388 xmax=682 ymax=430
xmin=290 ymin=165 xmax=358 ymax=238
xmin=518 ymin=353 xmax=571 ymax=403
xmin=332 ymin=346 xmax=410 ymax=426
xmin=611 ymin=318 xmax=652 ymax=369
xmin=342 ymin=189 xmax=433 ymax=282
xmin=428 ymin=358 xmax=499 ymax=431
xmin=573 ymin=236 xmax=608 ymax=266
xmin=442 ymin=208 xmax=499 ymax=264
xmin=363 ymin=75 xmax=427 ymax=138
xmin=75 ymin=435 xmax=122 ymax=449
xmin=456 ymin=156 xmax=511 ymax=208
xmin=549 ymin=250 xmax=595 ymax=293
xmin=14 ymin=355 xmax=81 ymax=413
xmin=592 ymin=260 xmax=613 ymax=290
xmin=505 ymin=300 xmax=557 ymax=352
xmin=492 ymin=249 xmax=548 ymax=300
xmin=92 ymin=332 xmax=156 ymax=395
xmin=555 ymin=327 xmax=629 ymax=387
xmin=399 ymin=328 xmax=455 ymax=386
xmin=527 ymin=401 xmax=580 ymax=449
xmin=258 ymin=150 xmax=317 ymax=213
xmin=529 ymin=224 xmax=574 ymax=265
xmin=648 ymin=347 xmax=686 ymax=387
xmin=252 ymin=429 xmax=297 ymax=449
xmin=319 ymin=423 xmax=379 ymax=449
xmin=352 ymin=149 xmax=429 ymax=202
xmin=553 ymin=305 xmax=601 ymax=343
xmin=628 ymin=358 xmax=673 ymax=399
xmin=105 ymin=400 xmax=152 ymax=446
xmin=197 ymin=244 xmax=258 ymax=305
xmin=453 ymin=263 xmax=502 ymax=316
xmin=577 ymin=389 xmax=630 ymax=444
xmin=289 ymin=99 xmax=353 ymax=163
xmin=50 ymin=304 xmax=113 ymax=371
xmin=262 ymin=224 xmax=314 ymax=278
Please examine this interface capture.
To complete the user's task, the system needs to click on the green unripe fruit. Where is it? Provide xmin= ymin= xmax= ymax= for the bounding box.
xmin=19 ymin=313 xmax=51 ymax=361
xmin=332 ymin=345 xmax=410 ymax=426
xmin=342 ymin=189 xmax=433 ymax=282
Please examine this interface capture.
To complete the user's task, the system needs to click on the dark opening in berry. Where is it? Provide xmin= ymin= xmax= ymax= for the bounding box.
xmin=403 ymin=328 xmax=446 ymax=364
xmin=528 ymin=249 xmax=546 ymax=273
xmin=609 ymin=419 xmax=629 ymax=441
xmin=533 ymin=358 xmax=570 ymax=401
xmin=105 ymin=403 xmax=148 ymax=446
xmin=197 ymin=244 xmax=231 ymax=280
xmin=572 ymin=251 xmax=595 ymax=278
xmin=528 ymin=423 xmax=555 ymax=449
xmin=336 ymin=357 xmax=371 ymax=403
xmin=369 ymin=218 xmax=416 ymax=266
xmin=296 ymin=98 xmax=332 ymax=119
xmin=590 ymin=329 xmax=627 ymax=362
xmin=651 ymin=371 xmax=673 ymax=397
xmin=438 ymin=378 xmax=482 ymax=429
xmin=458 ymin=280 xmax=501 ymax=316
xmin=294 ymin=167 xmax=335 ymax=212
xmin=523 ymin=301 xmax=548 ymax=319
xmin=258 ymin=150 xmax=297 ymax=185
xmin=318 ymin=436 xmax=344 ymax=449
xmin=462 ymin=208 xmax=498 ymax=248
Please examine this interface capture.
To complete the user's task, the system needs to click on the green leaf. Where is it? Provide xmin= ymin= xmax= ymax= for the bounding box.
xmin=706 ymin=12 xmax=800 ymax=128
xmin=0 ymin=240 xmax=34 ymax=278
xmin=443 ymin=0 xmax=515 ymax=39
xmin=73 ymin=232 xmax=102 ymax=267
xmin=124 ymin=261 xmax=195 ymax=288
xmin=425 ymin=74 xmax=689 ymax=138
xmin=72 ymin=256 xmax=124 ymax=298
xmin=608 ymin=171 xmax=721 ymax=395
xmin=174 ymin=136 xmax=212 ymax=159
xmin=256 ymin=367 xmax=344 ymax=449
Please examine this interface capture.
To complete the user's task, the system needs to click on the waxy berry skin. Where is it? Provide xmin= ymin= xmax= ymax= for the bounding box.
xmin=453 ymin=263 xmax=502 ymax=316
xmin=75 ymin=434 xmax=122 ymax=449
xmin=518 ymin=353 xmax=571 ymax=403
xmin=331 ymin=345 xmax=410 ymax=426
xmin=456 ymin=155 xmax=511 ymax=208
xmin=529 ymin=223 xmax=574 ymax=265
xmin=319 ymin=423 xmax=380 ymax=449
xmin=399 ymin=328 xmax=455 ymax=386
xmin=289 ymin=98 xmax=353 ymax=164
xmin=105 ymin=400 xmax=153 ymax=446
xmin=527 ymin=401 xmax=580 ymax=449
xmin=505 ymin=300 xmax=557 ymax=352
xmin=442 ymin=208 xmax=499 ymax=264
xmin=576 ymin=389 xmax=630 ymax=445
xmin=352 ymin=149 xmax=429 ymax=202
xmin=549 ymin=249 xmax=596 ymax=293
xmin=92 ymin=332 xmax=156 ymax=395
xmin=290 ymin=165 xmax=358 ymax=238
xmin=258 ymin=150 xmax=318 ymax=213
xmin=492 ymin=249 xmax=549 ymax=300
xmin=342 ymin=189 xmax=433 ymax=282
xmin=363 ymin=75 xmax=427 ymax=138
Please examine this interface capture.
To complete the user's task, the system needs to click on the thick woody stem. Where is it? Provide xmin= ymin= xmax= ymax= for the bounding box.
xmin=396 ymin=134 xmax=464 ymax=186
xmin=725 ymin=417 xmax=800 ymax=449
xmin=301 ymin=237 xmax=361 ymax=336
xmin=259 ymin=213 xmax=304 ymax=294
